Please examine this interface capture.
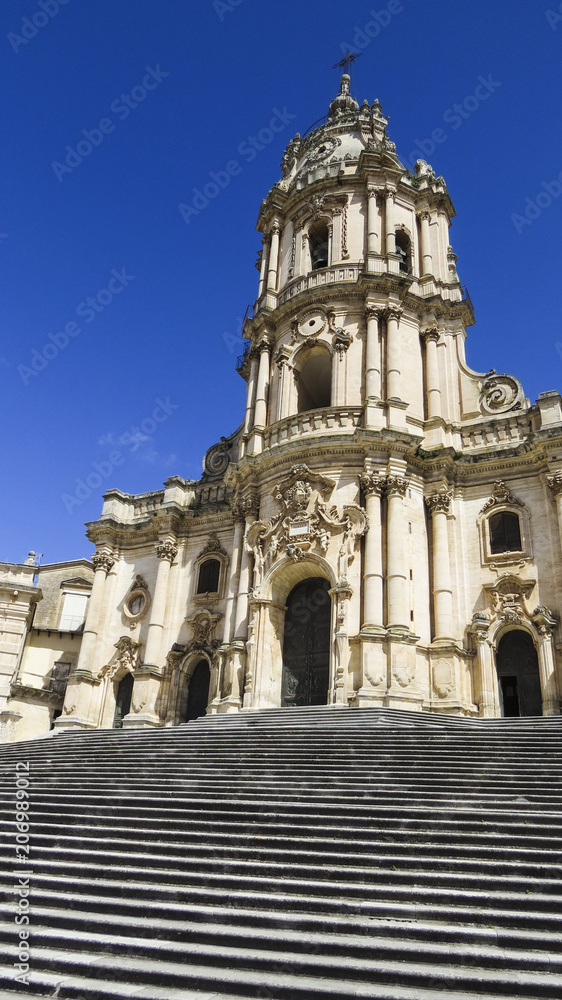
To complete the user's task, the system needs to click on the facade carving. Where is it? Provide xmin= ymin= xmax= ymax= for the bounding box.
xmin=2 ymin=71 xmax=562 ymax=741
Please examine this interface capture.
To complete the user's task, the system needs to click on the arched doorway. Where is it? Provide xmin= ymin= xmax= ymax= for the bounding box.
xmin=281 ymin=578 xmax=331 ymax=707
xmin=497 ymin=630 xmax=542 ymax=717
xmin=184 ymin=659 xmax=210 ymax=721
xmin=113 ymin=672 xmax=133 ymax=729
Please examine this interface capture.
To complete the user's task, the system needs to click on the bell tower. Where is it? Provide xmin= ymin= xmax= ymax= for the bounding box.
xmin=238 ymin=71 xmax=474 ymax=460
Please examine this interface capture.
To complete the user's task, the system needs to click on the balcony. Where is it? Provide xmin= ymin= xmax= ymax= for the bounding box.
xmin=277 ymin=265 xmax=361 ymax=306
xmin=264 ymin=406 xmax=363 ymax=451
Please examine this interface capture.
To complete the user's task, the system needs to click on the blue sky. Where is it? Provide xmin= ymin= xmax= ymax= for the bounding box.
xmin=1 ymin=0 xmax=561 ymax=565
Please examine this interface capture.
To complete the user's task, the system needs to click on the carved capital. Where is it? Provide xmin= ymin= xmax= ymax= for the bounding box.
xmin=418 ymin=210 xmax=430 ymax=222
xmin=385 ymin=476 xmax=408 ymax=497
xmin=387 ymin=305 xmax=403 ymax=322
xmin=365 ymin=305 xmax=385 ymax=322
xmin=92 ymin=552 xmax=114 ymax=575
xmin=425 ymin=488 xmax=453 ymax=515
xmin=240 ymin=491 xmax=260 ymax=519
xmin=360 ymin=473 xmax=385 ymax=497
xmin=270 ymin=225 xmax=282 ymax=238
xmin=156 ymin=540 xmax=178 ymax=562
xmin=421 ymin=327 xmax=439 ymax=344
xmin=547 ymin=473 xmax=562 ymax=496
xmin=257 ymin=336 xmax=272 ymax=354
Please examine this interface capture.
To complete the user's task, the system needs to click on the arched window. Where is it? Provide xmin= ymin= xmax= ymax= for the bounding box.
xmin=395 ymin=230 xmax=411 ymax=274
xmin=197 ymin=558 xmax=220 ymax=594
xmin=489 ymin=512 xmax=522 ymax=555
xmin=296 ymin=347 xmax=332 ymax=412
xmin=309 ymin=221 xmax=329 ymax=270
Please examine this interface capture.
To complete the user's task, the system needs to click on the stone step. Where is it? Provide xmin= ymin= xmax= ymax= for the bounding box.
xmin=3 ymin=939 xmax=562 ymax=999
xmin=3 ymin=899 xmax=561 ymax=950
xmin=2 ymin=829 xmax=560 ymax=868
xmin=5 ymin=841 xmax=562 ymax=882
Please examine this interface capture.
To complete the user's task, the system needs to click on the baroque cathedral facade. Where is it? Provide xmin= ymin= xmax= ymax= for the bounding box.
xmin=2 ymin=73 xmax=562 ymax=741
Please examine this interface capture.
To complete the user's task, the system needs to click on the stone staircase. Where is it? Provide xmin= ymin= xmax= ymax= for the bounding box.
xmin=0 ymin=706 xmax=561 ymax=999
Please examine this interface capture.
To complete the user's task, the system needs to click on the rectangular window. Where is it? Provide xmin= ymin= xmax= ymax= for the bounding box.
xmin=59 ymin=592 xmax=88 ymax=631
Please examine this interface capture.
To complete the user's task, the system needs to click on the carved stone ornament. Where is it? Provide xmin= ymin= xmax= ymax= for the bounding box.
xmin=200 ymin=533 xmax=227 ymax=557
xmin=479 ymin=373 xmax=524 ymax=416
xmin=156 ymin=540 xmax=178 ymax=562
xmin=360 ymin=473 xmax=385 ymax=497
xmin=433 ymin=658 xmax=455 ymax=699
xmin=98 ymin=636 xmax=140 ymax=681
xmin=472 ymin=574 xmax=556 ymax=637
xmin=480 ymin=481 xmax=525 ymax=514
xmin=92 ymin=552 xmax=114 ymax=574
xmin=547 ymin=472 xmax=562 ymax=496
xmin=296 ymin=310 xmax=327 ymax=340
xmin=425 ymin=488 xmax=453 ymax=515
xmin=186 ymin=609 xmax=222 ymax=650
xmin=245 ymin=465 xmax=366 ymax=587
xmin=280 ymin=134 xmax=302 ymax=177
xmin=132 ymin=574 xmax=148 ymax=591
xmin=414 ymin=159 xmax=435 ymax=179
xmin=385 ymin=476 xmax=408 ymax=498
xmin=204 ymin=439 xmax=231 ymax=477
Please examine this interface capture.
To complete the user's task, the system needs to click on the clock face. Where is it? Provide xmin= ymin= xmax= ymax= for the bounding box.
xmin=297 ymin=311 xmax=327 ymax=339
xmin=304 ymin=136 xmax=340 ymax=166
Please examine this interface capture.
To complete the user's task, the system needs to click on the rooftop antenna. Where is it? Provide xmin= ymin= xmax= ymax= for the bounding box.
xmin=333 ymin=50 xmax=362 ymax=76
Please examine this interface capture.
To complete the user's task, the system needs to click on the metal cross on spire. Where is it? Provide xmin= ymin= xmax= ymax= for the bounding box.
xmin=333 ymin=50 xmax=362 ymax=75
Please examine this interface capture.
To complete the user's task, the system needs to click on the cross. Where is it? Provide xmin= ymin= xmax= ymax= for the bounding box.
xmin=333 ymin=50 xmax=362 ymax=75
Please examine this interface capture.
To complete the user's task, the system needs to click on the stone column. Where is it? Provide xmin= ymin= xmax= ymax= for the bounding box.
xmin=223 ymin=505 xmax=245 ymax=644
xmin=385 ymin=476 xmax=409 ymax=631
xmin=471 ymin=615 xmax=499 ymax=717
xmin=242 ymin=351 xmax=259 ymax=435
xmin=547 ymin=472 xmax=562 ymax=555
xmin=129 ymin=538 xmax=178 ymax=729
xmin=267 ymin=225 xmax=281 ymax=292
xmin=274 ymin=348 xmax=291 ymax=422
xmin=257 ymin=234 xmax=269 ymax=298
xmin=360 ymin=474 xmax=385 ymax=630
xmin=365 ymin=306 xmax=383 ymax=428
xmin=143 ymin=539 xmax=177 ymax=669
xmin=536 ymin=629 xmax=560 ymax=716
xmin=366 ymin=187 xmax=380 ymax=268
xmin=385 ymin=190 xmax=395 ymax=257
xmin=233 ymin=492 xmax=260 ymax=642
xmin=386 ymin=306 xmax=403 ymax=401
xmin=422 ymin=328 xmax=441 ymax=420
xmin=252 ymin=339 xmax=271 ymax=430
xmin=419 ymin=211 xmax=433 ymax=276
xmin=74 ymin=551 xmax=114 ymax=674
xmin=425 ymin=489 xmax=454 ymax=642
